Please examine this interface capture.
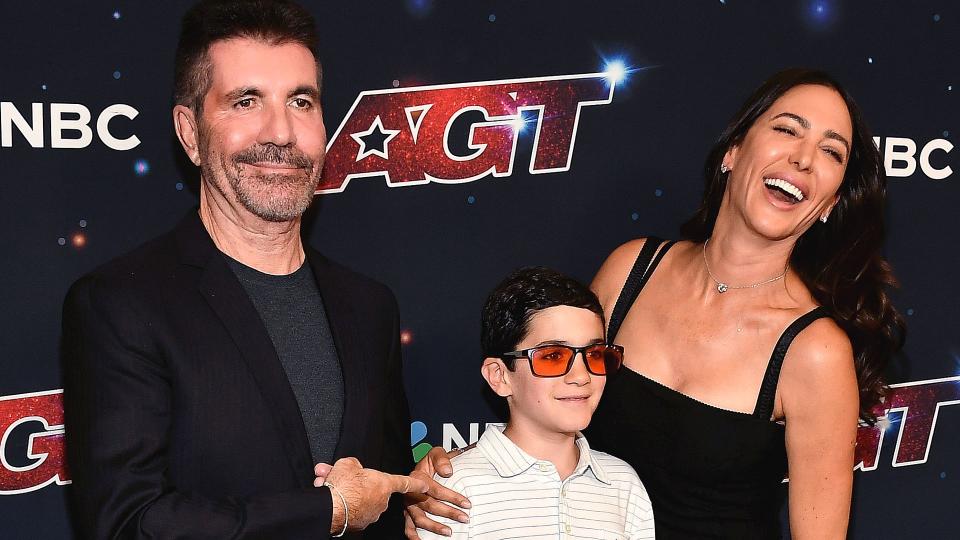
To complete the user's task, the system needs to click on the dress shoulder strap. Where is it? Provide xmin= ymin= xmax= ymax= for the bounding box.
xmin=607 ymin=238 xmax=676 ymax=342
xmin=752 ymin=306 xmax=832 ymax=420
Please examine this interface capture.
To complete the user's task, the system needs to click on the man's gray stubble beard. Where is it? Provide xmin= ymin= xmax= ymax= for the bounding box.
xmin=198 ymin=129 xmax=322 ymax=222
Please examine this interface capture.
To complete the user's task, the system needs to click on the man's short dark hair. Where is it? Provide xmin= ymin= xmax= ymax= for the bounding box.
xmin=174 ymin=0 xmax=322 ymax=114
xmin=480 ymin=267 xmax=605 ymax=361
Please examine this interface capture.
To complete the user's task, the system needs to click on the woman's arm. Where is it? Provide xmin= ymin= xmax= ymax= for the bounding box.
xmin=780 ymin=319 xmax=859 ymax=539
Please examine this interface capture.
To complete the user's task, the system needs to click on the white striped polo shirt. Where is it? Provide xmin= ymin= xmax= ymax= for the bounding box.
xmin=418 ymin=424 xmax=655 ymax=539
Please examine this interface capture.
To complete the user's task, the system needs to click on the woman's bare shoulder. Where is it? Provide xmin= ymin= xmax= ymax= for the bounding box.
xmin=779 ymin=315 xmax=857 ymax=412
xmin=591 ymin=238 xmax=650 ymax=297
xmin=786 ymin=315 xmax=853 ymax=369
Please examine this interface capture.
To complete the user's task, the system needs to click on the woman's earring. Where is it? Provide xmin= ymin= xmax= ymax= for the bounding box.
xmin=720 ymin=163 xmax=730 ymax=173
xmin=819 ymin=214 xmax=829 ymax=223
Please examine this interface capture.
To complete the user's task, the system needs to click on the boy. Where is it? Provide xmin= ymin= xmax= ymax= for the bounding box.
xmin=418 ymin=267 xmax=655 ymax=539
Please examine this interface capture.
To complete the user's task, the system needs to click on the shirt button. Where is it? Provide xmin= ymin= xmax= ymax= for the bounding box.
xmin=565 ymin=523 xmax=572 ymax=533
xmin=539 ymin=463 xmax=549 ymax=472
xmin=561 ymin=485 xmax=568 ymax=496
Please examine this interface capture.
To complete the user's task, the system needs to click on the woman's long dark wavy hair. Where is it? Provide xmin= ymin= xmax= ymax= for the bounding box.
xmin=680 ymin=68 xmax=905 ymax=423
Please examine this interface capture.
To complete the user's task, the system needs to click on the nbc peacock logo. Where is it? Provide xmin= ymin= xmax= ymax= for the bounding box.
xmin=410 ymin=421 xmax=433 ymax=463
xmin=411 ymin=420 xmax=497 ymax=463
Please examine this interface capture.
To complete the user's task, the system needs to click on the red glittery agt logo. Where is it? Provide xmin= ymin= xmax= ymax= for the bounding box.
xmin=317 ymin=72 xmax=616 ymax=193
xmin=0 ymin=390 xmax=69 ymax=495
xmin=855 ymin=376 xmax=960 ymax=472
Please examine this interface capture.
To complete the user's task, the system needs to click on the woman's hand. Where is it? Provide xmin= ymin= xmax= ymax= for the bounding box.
xmin=403 ymin=446 xmax=471 ymax=538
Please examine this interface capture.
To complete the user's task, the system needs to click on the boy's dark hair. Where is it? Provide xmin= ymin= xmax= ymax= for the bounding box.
xmin=481 ymin=267 xmax=604 ymax=361
xmin=174 ymin=0 xmax=321 ymax=115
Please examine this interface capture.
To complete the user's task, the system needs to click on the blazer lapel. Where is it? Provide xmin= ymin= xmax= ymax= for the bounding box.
xmin=175 ymin=213 xmax=315 ymax=486
xmin=306 ymin=250 xmax=366 ymax=460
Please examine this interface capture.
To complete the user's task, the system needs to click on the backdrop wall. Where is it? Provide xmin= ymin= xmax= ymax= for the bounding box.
xmin=1 ymin=1 xmax=956 ymax=538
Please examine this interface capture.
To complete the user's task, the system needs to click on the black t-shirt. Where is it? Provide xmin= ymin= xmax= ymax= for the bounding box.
xmin=226 ymin=256 xmax=344 ymax=465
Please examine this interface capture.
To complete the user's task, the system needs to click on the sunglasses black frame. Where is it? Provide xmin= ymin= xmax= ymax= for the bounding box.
xmin=499 ymin=343 xmax=624 ymax=377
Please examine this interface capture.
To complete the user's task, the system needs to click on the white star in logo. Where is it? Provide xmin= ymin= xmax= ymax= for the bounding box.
xmin=350 ymin=115 xmax=401 ymax=162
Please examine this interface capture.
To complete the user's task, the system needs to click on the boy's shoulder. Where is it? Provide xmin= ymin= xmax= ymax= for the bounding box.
xmin=447 ymin=444 xmax=492 ymax=472
xmin=432 ymin=445 xmax=496 ymax=489
xmin=433 ymin=424 xmax=529 ymax=490
xmin=584 ymin=446 xmax=646 ymax=490
xmin=586 ymin=447 xmax=636 ymax=472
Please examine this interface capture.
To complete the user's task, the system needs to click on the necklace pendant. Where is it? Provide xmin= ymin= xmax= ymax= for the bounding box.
xmin=717 ymin=283 xmax=728 ymax=293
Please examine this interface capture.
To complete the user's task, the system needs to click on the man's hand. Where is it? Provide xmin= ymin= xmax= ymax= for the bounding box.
xmin=403 ymin=446 xmax=471 ymax=538
xmin=315 ymin=457 xmax=430 ymax=534
xmin=313 ymin=462 xmax=332 ymax=485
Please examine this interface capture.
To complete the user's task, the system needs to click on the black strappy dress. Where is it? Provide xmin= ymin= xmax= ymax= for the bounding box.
xmin=585 ymin=239 xmax=830 ymax=539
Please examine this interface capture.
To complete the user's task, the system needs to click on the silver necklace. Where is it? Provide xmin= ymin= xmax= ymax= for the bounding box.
xmin=702 ymin=239 xmax=788 ymax=294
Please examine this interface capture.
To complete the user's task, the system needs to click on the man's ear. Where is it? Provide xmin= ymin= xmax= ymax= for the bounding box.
xmin=481 ymin=358 xmax=513 ymax=398
xmin=173 ymin=104 xmax=202 ymax=166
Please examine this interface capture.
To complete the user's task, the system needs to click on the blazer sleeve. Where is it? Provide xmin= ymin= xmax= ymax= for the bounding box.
xmin=363 ymin=287 xmax=415 ymax=539
xmin=62 ymin=276 xmax=335 ymax=540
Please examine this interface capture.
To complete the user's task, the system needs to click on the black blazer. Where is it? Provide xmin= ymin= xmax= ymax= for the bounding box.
xmin=62 ymin=212 xmax=412 ymax=539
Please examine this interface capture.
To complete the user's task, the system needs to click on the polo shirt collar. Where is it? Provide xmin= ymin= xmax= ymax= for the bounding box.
xmin=574 ymin=431 xmax=611 ymax=484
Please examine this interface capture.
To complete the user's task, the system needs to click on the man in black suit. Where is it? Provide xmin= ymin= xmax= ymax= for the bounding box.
xmin=61 ymin=1 xmax=432 ymax=538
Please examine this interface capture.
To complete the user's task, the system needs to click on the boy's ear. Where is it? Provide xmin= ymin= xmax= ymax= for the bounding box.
xmin=481 ymin=358 xmax=513 ymax=398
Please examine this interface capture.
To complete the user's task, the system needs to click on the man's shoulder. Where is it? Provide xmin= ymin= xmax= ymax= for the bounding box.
xmin=67 ymin=226 xmax=181 ymax=301
xmin=93 ymin=231 xmax=178 ymax=278
xmin=61 ymin=210 xmax=217 ymax=318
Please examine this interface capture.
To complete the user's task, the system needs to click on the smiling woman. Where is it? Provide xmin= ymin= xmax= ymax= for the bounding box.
xmin=681 ymin=70 xmax=904 ymax=423
xmin=711 ymin=84 xmax=852 ymax=242
xmin=582 ymin=68 xmax=906 ymax=539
